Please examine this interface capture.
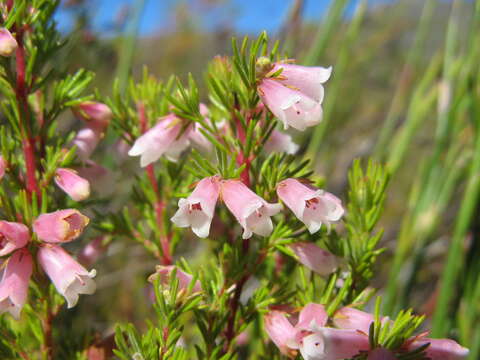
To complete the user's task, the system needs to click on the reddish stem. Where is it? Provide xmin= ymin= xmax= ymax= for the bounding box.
xmin=15 ymin=28 xmax=40 ymax=199
xmin=234 ymin=112 xmax=251 ymax=186
xmin=224 ymin=238 xmax=250 ymax=349
xmin=138 ymin=102 xmax=171 ymax=265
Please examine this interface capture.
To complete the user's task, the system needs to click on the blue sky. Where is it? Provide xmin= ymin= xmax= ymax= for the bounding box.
xmin=55 ymin=0 xmax=389 ymax=36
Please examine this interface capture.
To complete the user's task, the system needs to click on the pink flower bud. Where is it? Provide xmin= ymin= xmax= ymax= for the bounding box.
xmin=333 ymin=307 xmax=376 ymax=334
xmin=407 ymin=338 xmax=469 ymax=360
xmin=367 ymin=348 xmax=396 ymax=359
xmin=128 ymin=114 xmax=191 ymax=167
xmin=37 ymin=244 xmax=96 ymax=308
xmin=290 ymin=242 xmax=337 ymax=276
xmin=0 ymin=249 xmax=33 ymax=319
xmin=264 ymin=130 xmax=299 ymax=155
xmin=0 ymin=28 xmax=18 ymax=57
xmin=0 ymin=156 xmax=6 ymax=180
xmin=221 ymin=179 xmax=282 ymax=239
xmin=148 ymin=265 xmax=201 ymax=293
xmin=171 ymin=176 xmax=221 ymax=238
xmin=55 ymin=168 xmax=90 ymax=201
xmin=73 ymin=127 xmax=102 ymax=161
xmin=0 ymin=221 xmax=30 ymax=256
xmin=77 ymin=236 xmax=108 ymax=267
xmin=73 ymin=101 xmax=112 ymax=133
xmin=33 ymin=209 xmax=89 ymax=243
xmin=277 ymin=178 xmax=344 ymax=234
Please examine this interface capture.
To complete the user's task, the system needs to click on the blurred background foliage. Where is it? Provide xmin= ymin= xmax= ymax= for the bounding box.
xmin=48 ymin=0 xmax=479 ymax=357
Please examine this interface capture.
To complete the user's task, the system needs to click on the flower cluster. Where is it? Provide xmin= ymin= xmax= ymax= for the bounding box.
xmin=265 ymin=304 xmax=469 ymax=360
xmin=0 ymin=209 xmax=95 ymax=318
xmin=170 ymin=176 xmax=343 ymax=240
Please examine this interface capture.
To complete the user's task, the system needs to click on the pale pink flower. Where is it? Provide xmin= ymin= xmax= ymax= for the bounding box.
xmin=77 ymin=236 xmax=108 ymax=267
xmin=73 ymin=101 xmax=112 ymax=133
xmin=272 ymin=63 xmax=332 ymax=104
xmin=0 ymin=28 xmax=18 ymax=57
xmin=258 ymin=64 xmax=331 ymax=131
xmin=265 ymin=303 xmax=328 ymax=356
xmin=0 ymin=221 xmax=30 ymax=256
xmin=221 ymin=180 xmax=282 ymax=239
xmin=290 ymin=242 xmax=337 ymax=276
xmin=0 ymin=249 xmax=33 ymax=319
xmin=128 ymin=114 xmax=191 ymax=167
xmin=298 ymin=328 xmax=370 ymax=360
xmin=407 ymin=338 xmax=469 ymax=360
xmin=37 ymin=244 xmax=96 ymax=308
xmin=33 ymin=209 xmax=89 ymax=243
xmin=0 ymin=155 xmax=6 ymax=180
xmin=277 ymin=178 xmax=344 ymax=234
xmin=148 ymin=265 xmax=201 ymax=293
xmin=264 ymin=130 xmax=299 ymax=155
xmin=73 ymin=127 xmax=102 ymax=161
xmin=333 ymin=307 xmax=377 ymax=334
xmin=266 ymin=303 xmax=369 ymax=359
xmin=54 ymin=168 xmax=90 ymax=201
xmin=171 ymin=176 xmax=221 ymax=238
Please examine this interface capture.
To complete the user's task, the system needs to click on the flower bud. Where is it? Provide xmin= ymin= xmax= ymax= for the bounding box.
xmin=73 ymin=127 xmax=102 ymax=161
xmin=37 ymin=244 xmax=96 ymax=308
xmin=55 ymin=168 xmax=90 ymax=201
xmin=73 ymin=101 xmax=112 ymax=133
xmin=0 ymin=28 xmax=17 ymax=57
xmin=77 ymin=236 xmax=108 ymax=267
xmin=33 ymin=209 xmax=89 ymax=243
xmin=0 ymin=221 xmax=30 ymax=256
xmin=290 ymin=242 xmax=337 ymax=276
xmin=148 ymin=265 xmax=201 ymax=293
xmin=0 ymin=248 xmax=33 ymax=319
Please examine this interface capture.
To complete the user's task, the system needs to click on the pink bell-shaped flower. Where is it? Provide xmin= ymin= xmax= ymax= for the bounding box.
xmin=407 ymin=338 xmax=469 ymax=360
xmin=265 ymin=303 xmax=368 ymax=359
xmin=258 ymin=62 xmax=331 ymax=131
xmin=290 ymin=242 xmax=337 ymax=276
xmin=37 ymin=244 xmax=96 ymax=308
xmin=33 ymin=209 xmax=89 ymax=243
xmin=0 ymin=155 xmax=6 ymax=180
xmin=54 ymin=168 xmax=91 ymax=201
xmin=0 ymin=248 xmax=33 ymax=319
xmin=73 ymin=127 xmax=102 ymax=161
xmin=264 ymin=311 xmax=297 ymax=356
xmin=73 ymin=101 xmax=112 ymax=133
xmin=221 ymin=179 xmax=282 ymax=239
xmin=0 ymin=221 xmax=30 ymax=256
xmin=128 ymin=114 xmax=191 ymax=167
xmin=277 ymin=178 xmax=344 ymax=234
xmin=148 ymin=265 xmax=201 ymax=293
xmin=299 ymin=328 xmax=370 ymax=360
xmin=264 ymin=130 xmax=299 ymax=155
xmin=171 ymin=176 xmax=221 ymax=238
xmin=333 ymin=307 xmax=376 ymax=334
xmin=0 ymin=28 xmax=18 ymax=57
